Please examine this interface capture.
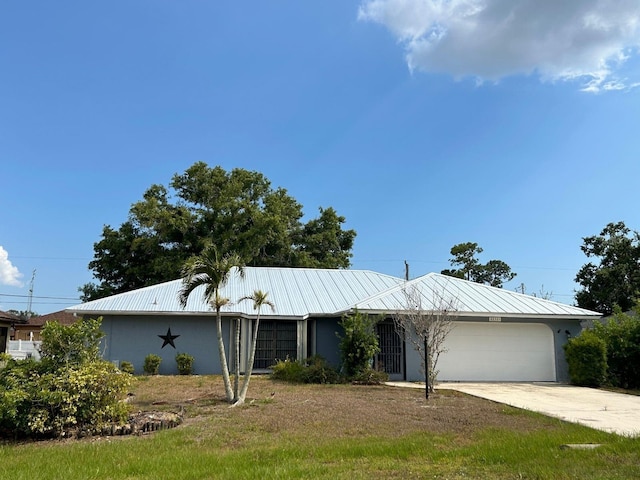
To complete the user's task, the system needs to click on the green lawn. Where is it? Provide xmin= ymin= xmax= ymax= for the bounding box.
xmin=1 ymin=376 xmax=638 ymax=480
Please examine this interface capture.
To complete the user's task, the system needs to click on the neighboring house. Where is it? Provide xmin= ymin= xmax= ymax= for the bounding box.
xmin=12 ymin=310 xmax=78 ymax=341
xmin=0 ymin=310 xmax=21 ymax=354
xmin=66 ymin=267 xmax=601 ymax=382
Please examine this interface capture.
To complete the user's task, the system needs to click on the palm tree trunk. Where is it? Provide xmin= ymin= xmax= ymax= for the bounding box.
xmin=216 ymin=307 xmax=234 ymax=402
xmin=233 ymin=318 xmax=240 ymax=401
xmin=234 ymin=315 xmax=261 ymax=406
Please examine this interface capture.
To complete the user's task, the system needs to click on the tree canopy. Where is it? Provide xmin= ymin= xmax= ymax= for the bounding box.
xmin=80 ymin=162 xmax=356 ymax=301
xmin=441 ymin=242 xmax=516 ymax=288
xmin=575 ymin=221 xmax=640 ymax=315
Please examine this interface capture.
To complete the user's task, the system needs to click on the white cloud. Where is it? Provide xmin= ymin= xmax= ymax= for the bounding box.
xmin=0 ymin=246 xmax=23 ymax=287
xmin=359 ymin=0 xmax=640 ymax=92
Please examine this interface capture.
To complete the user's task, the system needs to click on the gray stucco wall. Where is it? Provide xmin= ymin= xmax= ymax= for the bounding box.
xmin=313 ymin=317 xmax=342 ymax=368
xmin=97 ymin=313 xmax=583 ymax=382
xmin=551 ymin=318 xmax=583 ymax=382
xmin=100 ymin=314 xmax=230 ymax=375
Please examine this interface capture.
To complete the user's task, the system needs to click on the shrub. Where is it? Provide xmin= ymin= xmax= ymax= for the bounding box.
xmin=301 ymin=355 xmax=343 ymax=384
xmin=271 ymin=357 xmax=306 ymax=382
xmin=143 ymin=354 xmax=162 ymax=375
xmin=338 ymin=310 xmax=381 ymax=378
xmin=175 ymin=353 xmax=194 ymax=375
xmin=350 ymin=366 xmax=389 ymax=385
xmin=0 ymin=360 xmax=131 ymax=438
xmin=593 ymin=309 xmax=640 ymax=389
xmin=119 ymin=361 xmax=134 ymax=375
xmin=271 ymin=356 xmax=342 ymax=384
xmin=563 ymin=330 xmax=607 ymax=387
xmin=0 ymin=352 xmax=11 ymax=370
xmin=39 ymin=317 xmax=104 ymax=367
xmin=0 ymin=318 xmax=132 ymax=439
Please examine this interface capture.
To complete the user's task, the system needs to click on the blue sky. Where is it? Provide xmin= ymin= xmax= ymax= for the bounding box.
xmin=2 ymin=0 xmax=640 ymax=314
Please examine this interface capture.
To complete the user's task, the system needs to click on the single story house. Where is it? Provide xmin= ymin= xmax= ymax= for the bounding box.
xmin=12 ymin=310 xmax=78 ymax=341
xmin=0 ymin=310 xmax=21 ymax=354
xmin=66 ymin=267 xmax=601 ymax=382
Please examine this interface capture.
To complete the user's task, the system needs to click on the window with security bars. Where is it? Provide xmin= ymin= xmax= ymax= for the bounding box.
xmin=253 ymin=321 xmax=298 ymax=369
xmin=375 ymin=321 xmax=403 ymax=375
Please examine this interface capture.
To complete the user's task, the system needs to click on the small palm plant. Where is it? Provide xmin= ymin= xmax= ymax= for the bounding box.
xmin=233 ymin=290 xmax=275 ymax=406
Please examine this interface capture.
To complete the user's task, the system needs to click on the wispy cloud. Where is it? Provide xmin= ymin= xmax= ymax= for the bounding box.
xmin=0 ymin=246 xmax=23 ymax=287
xmin=359 ymin=0 xmax=640 ymax=92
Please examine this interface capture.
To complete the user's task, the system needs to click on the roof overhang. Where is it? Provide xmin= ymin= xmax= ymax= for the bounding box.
xmin=65 ymin=308 xmax=308 ymax=321
xmin=337 ymin=307 xmax=600 ymax=321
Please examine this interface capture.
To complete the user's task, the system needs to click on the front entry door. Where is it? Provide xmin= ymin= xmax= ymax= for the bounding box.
xmin=375 ymin=320 xmax=404 ymax=380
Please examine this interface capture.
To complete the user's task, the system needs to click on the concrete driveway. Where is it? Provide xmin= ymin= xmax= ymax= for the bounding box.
xmin=388 ymin=382 xmax=640 ymax=437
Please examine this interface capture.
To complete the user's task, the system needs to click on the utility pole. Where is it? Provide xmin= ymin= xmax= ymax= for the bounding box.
xmin=404 ymin=260 xmax=409 ymax=281
xmin=26 ymin=269 xmax=36 ymax=319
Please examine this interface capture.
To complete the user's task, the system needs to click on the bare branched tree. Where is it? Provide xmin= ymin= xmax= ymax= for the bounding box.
xmin=393 ymin=284 xmax=458 ymax=398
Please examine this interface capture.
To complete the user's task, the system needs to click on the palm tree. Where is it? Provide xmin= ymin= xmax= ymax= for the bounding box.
xmin=233 ymin=290 xmax=275 ymax=406
xmin=178 ymin=245 xmax=244 ymax=403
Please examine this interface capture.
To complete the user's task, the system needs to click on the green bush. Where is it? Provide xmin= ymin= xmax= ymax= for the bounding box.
xmin=175 ymin=353 xmax=194 ymax=375
xmin=593 ymin=309 xmax=640 ymax=389
xmin=271 ymin=356 xmax=342 ymax=384
xmin=0 ymin=352 xmax=11 ymax=371
xmin=0 ymin=318 xmax=132 ymax=439
xmin=563 ymin=330 xmax=607 ymax=387
xmin=271 ymin=357 xmax=306 ymax=382
xmin=350 ymin=366 xmax=389 ymax=385
xmin=338 ymin=309 xmax=381 ymax=378
xmin=143 ymin=354 xmax=162 ymax=375
xmin=39 ymin=317 xmax=104 ymax=366
xmin=119 ymin=361 xmax=134 ymax=375
xmin=301 ymin=355 xmax=343 ymax=384
xmin=0 ymin=360 xmax=131 ymax=438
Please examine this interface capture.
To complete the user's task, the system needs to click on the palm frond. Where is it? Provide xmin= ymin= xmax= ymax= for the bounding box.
xmin=240 ymin=289 xmax=275 ymax=312
xmin=178 ymin=244 xmax=246 ymax=310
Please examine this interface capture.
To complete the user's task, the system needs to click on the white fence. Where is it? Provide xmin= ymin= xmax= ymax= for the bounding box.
xmin=8 ymin=340 xmax=42 ymax=360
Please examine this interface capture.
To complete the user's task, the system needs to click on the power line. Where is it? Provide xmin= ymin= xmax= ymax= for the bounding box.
xmin=1 ymin=300 xmax=77 ymax=306
xmin=0 ymin=293 xmax=80 ymax=301
xmin=10 ymin=255 xmax=90 ymax=261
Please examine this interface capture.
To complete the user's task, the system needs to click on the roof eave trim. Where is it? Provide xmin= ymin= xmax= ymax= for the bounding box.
xmin=65 ymin=309 xmax=307 ymax=320
xmin=338 ymin=307 xmax=600 ymax=320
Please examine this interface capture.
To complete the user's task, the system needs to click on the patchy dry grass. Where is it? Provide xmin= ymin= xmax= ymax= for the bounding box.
xmin=130 ymin=375 xmax=555 ymax=441
xmin=2 ymin=375 xmax=639 ymax=479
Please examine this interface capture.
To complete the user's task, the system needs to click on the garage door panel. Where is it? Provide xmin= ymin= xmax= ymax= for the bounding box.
xmin=437 ymin=322 xmax=556 ymax=382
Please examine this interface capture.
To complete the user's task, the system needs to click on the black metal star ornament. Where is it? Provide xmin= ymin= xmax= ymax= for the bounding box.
xmin=158 ymin=327 xmax=180 ymax=349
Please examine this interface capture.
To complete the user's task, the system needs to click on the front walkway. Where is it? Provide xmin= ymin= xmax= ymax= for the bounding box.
xmin=386 ymin=381 xmax=640 ymax=437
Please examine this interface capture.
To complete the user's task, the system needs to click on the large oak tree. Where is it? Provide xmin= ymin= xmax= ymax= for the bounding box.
xmin=80 ymin=162 xmax=356 ymax=301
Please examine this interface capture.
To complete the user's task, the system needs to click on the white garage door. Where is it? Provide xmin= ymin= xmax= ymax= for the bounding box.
xmin=437 ymin=322 xmax=556 ymax=382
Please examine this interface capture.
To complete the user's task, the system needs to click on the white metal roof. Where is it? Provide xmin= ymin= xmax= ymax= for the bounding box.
xmin=66 ymin=267 xmax=405 ymax=318
xmin=66 ymin=268 xmax=602 ymax=320
xmin=351 ymin=273 xmax=601 ymax=319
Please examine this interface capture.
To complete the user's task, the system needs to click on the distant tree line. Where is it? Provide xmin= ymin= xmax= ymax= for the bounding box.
xmin=80 ymin=161 xmax=639 ymax=317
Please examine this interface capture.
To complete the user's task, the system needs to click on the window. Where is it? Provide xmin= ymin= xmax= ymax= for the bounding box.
xmin=375 ymin=321 xmax=403 ymax=375
xmin=254 ymin=321 xmax=297 ymax=369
